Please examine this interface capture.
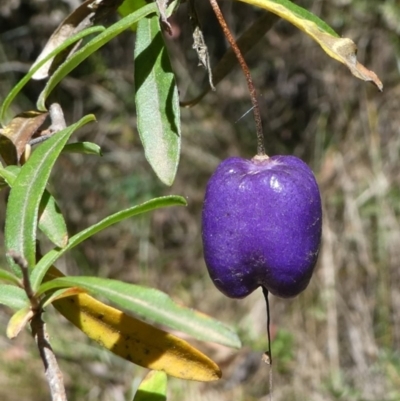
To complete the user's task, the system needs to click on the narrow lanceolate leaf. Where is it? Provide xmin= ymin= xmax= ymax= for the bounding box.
xmin=51 ymin=285 xmax=221 ymax=381
xmin=37 ymin=3 xmax=158 ymax=111
xmin=133 ymin=371 xmax=167 ymax=401
xmin=4 ymin=115 xmax=95 ymax=276
xmin=39 ymin=275 xmax=241 ymax=349
xmin=134 ymin=14 xmax=181 ymax=186
xmin=0 ymin=285 xmax=28 ymax=311
xmin=237 ymin=0 xmax=383 ymax=90
xmin=31 ymin=195 xmax=186 ymax=291
xmin=6 ymin=306 xmax=33 ymax=339
xmin=0 ymin=26 xmax=104 ymax=126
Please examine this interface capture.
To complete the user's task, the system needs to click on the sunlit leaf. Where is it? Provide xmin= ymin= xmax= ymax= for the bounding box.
xmin=39 ymin=275 xmax=241 ymax=349
xmin=51 ymin=286 xmax=221 ymax=381
xmin=31 ymin=195 xmax=186 ymax=291
xmin=4 ymin=115 xmax=95 ymax=276
xmin=133 ymin=371 xmax=167 ymax=401
xmin=237 ymin=0 xmax=383 ymax=90
xmin=134 ymin=14 xmax=181 ymax=186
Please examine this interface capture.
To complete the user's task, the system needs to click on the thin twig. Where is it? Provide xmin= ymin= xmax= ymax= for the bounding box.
xmin=31 ymin=314 xmax=68 ymax=401
xmin=208 ymin=0 xmax=266 ymax=156
xmin=29 ymin=103 xmax=67 ymax=146
xmin=8 ymin=251 xmax=67 ymax=401
xmin=8 ymin=251 xmax=39 ymax=310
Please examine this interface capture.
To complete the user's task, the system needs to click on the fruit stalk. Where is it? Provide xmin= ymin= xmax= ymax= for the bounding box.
xmin=209 ymin=0 xmax=266 ymax=156
xmin=262 ymin=286 xmax=273 ymax=366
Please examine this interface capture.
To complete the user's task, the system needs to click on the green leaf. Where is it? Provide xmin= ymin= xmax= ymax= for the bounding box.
xmin=134 ymin=14 xmax=181 ymax=186
xmin=31 ymin=195 xmax=187 ymax=291
xmin=62 ymin=141 xmax=102 ymax=156
xmin=0 ymin=26 xmax=104 ymax=126
xmin=0 ymin=284 xmax=28 ymax=310
xmin=4 ymin=115 xmax=95 ymax=276
xmin=133 ymin=371 xmax=167 ymax=401
xmin=0 ymin=269 xmax=21 ymax=286
xmin=237 ymin=0 xmax=382 ymax=90
xmin=37 ymin=3 xmax=158 ymax=111
xmin=38 ymin=191 xmax=69 ymax=248
xmin=38 ymin=276 xmax=241 ymax=349
xmin=0 ymin=165 xmax=69 ymax=248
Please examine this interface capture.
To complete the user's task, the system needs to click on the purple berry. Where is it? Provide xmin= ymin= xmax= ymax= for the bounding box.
xmin=202 ymin=155 xmax=322 ymax=299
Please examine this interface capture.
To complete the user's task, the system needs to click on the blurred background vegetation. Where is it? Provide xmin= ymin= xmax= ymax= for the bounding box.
xmin=1 ymin=0 xmax=400 ymax=400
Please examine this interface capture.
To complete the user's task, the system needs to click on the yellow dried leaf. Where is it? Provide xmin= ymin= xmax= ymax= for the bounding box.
xmin=238 ymin=0 xmax=383 ymax=90
xmin=6 ymin=306 xmax=33 ymax=339
xmin=47 ymin=267 xmax=221 ymax=381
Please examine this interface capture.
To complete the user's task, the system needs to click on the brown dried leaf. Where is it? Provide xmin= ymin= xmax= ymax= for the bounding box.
xmin=318 ymin=35 xmax=383 ymax=91
xmin=0 ymin=111 xmax=48 ymax=165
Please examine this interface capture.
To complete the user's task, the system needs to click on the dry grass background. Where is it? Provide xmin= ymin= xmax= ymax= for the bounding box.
xmin=1 ymin=0 xmax=400 ymax=400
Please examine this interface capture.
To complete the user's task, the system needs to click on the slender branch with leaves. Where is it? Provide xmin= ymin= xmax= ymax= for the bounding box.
xmin=0 ymin=0 xmax=382 ymax=400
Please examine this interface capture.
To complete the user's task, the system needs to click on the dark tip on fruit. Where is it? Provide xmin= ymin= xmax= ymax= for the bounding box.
xmin=202 ymin=155 xmax=322 ymax=299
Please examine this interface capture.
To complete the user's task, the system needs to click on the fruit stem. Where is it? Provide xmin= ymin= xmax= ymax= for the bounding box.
xmin=262 ymin=286 xmax=273 ymax=400
xmin=209 ymin=0 xmax=266 ymax=156
xmin=262 ymin=286 xmax=273 ymax=364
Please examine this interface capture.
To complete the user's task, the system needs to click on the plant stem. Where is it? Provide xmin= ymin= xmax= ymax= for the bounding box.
xmin=31 ymin=314 xmax=68 ymax=401
xmin=208 ymin=0 xmax=266 ymax=156
xmin=262 ymin=287 xmax=273 ymax=364
xmin=8 ymin=251 xmax=68 ymax=401
xmin=8 ymin=251 xmax=39 ymax=310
